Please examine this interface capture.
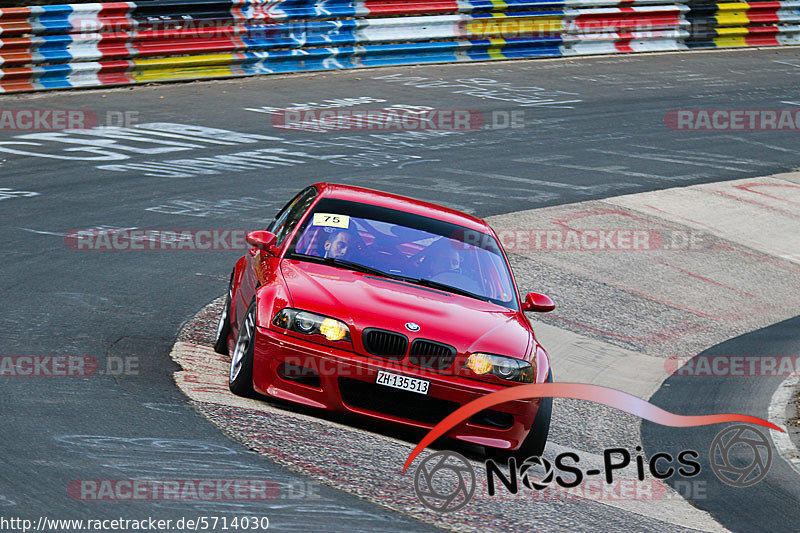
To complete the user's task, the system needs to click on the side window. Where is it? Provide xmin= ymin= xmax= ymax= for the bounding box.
xmin=272 ymin=187 xmax=317 ymax=246
xmin=267 ymin=191 xmax=302 ymax=233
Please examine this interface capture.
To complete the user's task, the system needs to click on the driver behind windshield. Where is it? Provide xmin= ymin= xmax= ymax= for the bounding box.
xmin=289 ymin=199 xmax=518 ymax=308
xmin=428 ymin=247 xmax=462 ymax=276
xmin=323 ymin=230 xmax=354 ymax=260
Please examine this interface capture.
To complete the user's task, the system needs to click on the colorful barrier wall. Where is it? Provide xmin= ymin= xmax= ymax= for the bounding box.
xmin=686 ymin=1 xmax=800 ymax=47
xmin=0 ymin=0 xmax=795 ymax=92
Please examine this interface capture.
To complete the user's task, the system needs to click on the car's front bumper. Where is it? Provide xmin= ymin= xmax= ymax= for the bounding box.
xmin=252 ymin=325 xmax=542 ymax=450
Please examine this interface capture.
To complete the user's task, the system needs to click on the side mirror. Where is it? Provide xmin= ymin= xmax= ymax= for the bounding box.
xmin=522 ymin=292 xmax=555 ymax=313
xmin=246 ymin=230 xmax=279 ymax=256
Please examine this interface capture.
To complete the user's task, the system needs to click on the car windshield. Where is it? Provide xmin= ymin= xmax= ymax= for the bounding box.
xmin=287 ymin=198 xmax=518 ymax=309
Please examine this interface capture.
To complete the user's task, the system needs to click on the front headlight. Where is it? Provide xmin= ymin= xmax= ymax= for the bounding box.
xmin=466 ymin=353 xmax=534 ymax=383
xmin=273 ymin=308 xmax=351 ymax=342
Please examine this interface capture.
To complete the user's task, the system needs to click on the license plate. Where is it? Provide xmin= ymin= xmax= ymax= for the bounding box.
xmin=375 ymin=370 xmax=430 ymax=395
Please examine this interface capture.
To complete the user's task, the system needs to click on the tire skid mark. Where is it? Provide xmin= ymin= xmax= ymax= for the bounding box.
xmin=709 ymin=188 xmax=800 ymax=220
xmin=733 ymin=182 xmax=800 ymax=205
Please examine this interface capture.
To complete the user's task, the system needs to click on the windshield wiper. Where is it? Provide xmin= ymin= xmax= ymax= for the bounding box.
xmin=399 ymin=277 xmax=485 ymax=301
xmin=294 ymin=254 xmax=394 ymax=279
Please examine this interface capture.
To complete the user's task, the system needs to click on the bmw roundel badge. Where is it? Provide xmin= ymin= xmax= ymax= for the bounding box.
xmin=405 ymin=322 xmax=421 ymax=332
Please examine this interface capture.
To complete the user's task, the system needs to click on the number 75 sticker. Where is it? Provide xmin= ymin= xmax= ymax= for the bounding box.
xmin=312 ymin=213 xmax=350 ymax=229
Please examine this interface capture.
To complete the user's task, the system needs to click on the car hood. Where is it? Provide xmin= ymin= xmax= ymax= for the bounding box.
xmin=279 ymin=259 xmax=531 ymax=359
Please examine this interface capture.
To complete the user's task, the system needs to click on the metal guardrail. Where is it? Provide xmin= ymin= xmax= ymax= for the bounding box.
xmin=0 ymin=0 xmax=794 ymax=92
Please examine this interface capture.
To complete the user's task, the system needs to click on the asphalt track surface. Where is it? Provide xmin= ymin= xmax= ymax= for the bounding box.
xmin=1 ymin=48 xmax=799 ymax=530
xmin=642 ymin=316 xmax=800 ymax=533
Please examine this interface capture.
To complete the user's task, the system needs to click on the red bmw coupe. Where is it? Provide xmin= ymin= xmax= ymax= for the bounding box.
xmin=214 ymin=183 xmax=555 ymax=458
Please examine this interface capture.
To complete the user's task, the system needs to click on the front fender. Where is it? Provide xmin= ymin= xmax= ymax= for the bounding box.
xmin=230 ymin=255 xmax=248 ymax=327
xmin=255 ymin=271 xmax=292 ymax=331
xmin=534 ymin=343 xmax=552 ymax=384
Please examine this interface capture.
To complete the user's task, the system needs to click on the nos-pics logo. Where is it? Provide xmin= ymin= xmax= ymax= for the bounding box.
xmin=412 ymin=424 xmax=773 ymax=512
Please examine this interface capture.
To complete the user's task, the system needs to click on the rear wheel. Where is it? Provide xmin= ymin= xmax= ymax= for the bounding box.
xmin=213 ymin=274 xmax=233 ymax=355
xmin=487 ymin=369 xmax=553 ymax=462
xmin=229 ymin=300 xmax=257 ymax=397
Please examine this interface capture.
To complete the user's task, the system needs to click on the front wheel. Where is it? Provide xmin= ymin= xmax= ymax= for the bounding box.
xmin=229 ymin=300 xmax=257 ymax=397
xmin=487 ymin=368 xmax=553 ymax=461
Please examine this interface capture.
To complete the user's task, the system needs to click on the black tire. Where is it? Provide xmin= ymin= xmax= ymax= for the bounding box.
xmin=228 ymin=299 xmax=257 ymax=397
xmin=213 ymin=273 xmax=233 ymax=355
xmin=488 ymin=369 xmax=553 ymax=462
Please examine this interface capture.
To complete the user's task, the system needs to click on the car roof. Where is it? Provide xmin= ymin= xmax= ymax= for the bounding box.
xmin=313 ymin=183 xmax=491 ymax=233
